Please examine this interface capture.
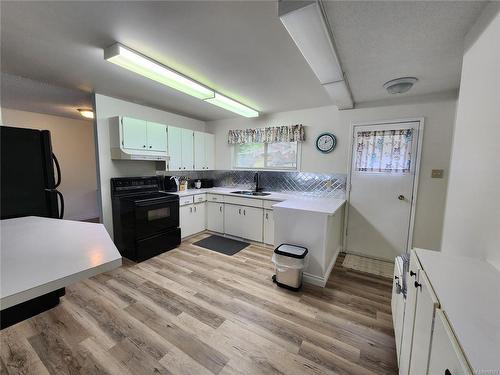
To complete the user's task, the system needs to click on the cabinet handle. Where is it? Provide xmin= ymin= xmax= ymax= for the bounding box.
xmin=414 ymin=281 xmax=422 ymax=289
xmin=184 ymin=167 xmax=186 ymax=169
xmin=394 ymin=275 xmax=399 ymax=280
xmin=194 ymin=206 xmax=197 ymax=212
xmin=149 ymin=145 xmax=152 ymax=148
xmin=143 ymin=145 xmax=146 ymax=148
xmin=445 ymin=370 xmax=451 ymax=375
xmin=410 ymin=270 xmax=416 ymax=277
xmin=266 ymin=213 xmax=268 ymax=220
xmin=179 ymin=167 xmax=181 ymax=170
xmin=220 ymin=206 xmax=222 ymax=212
xmin=243 ymin=209 xmax=246 ymax=216
xmin=190 ymin=207 xmax=192 ymax=213
xmin=239 ymin=209 xmax=241 ymax=215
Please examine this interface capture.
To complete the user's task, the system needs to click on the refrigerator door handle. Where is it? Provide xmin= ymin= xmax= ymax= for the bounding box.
xmin=52 ymin=153 xmax=62 ymax=188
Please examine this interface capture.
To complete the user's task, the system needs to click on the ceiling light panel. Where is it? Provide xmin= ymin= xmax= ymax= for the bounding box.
xmin=104 ymin=43 xmax=214 ymax=100
xmin=204 ymin=93 xmax=259 ymax=118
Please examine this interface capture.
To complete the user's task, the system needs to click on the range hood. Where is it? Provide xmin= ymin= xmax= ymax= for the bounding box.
xmin=110 ymin=146 xmax=169 ymax=161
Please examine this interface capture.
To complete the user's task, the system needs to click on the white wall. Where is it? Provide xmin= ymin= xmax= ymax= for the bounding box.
xmin=94 ymin=94 xmax=206 ymax=236
xmin=441 ymin=4 xmax=500 ymax=268
xmin=207 ymin=98 xmax=457 ymax=251
xmin=1 ymin=108 xmax=99 ymax=220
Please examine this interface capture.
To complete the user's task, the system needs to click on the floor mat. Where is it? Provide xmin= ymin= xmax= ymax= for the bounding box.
xmin=342 ymin=254 xmax=394 ymax=278
xmin=193 ymin=235 xmax=249 ymax=256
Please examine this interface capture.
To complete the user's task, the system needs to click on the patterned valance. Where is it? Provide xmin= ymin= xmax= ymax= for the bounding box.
xmin=227 ymin=124 xmax=305 ymax=144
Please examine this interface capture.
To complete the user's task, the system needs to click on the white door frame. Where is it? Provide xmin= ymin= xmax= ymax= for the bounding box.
xmin=343 ymin=117 xmax=425 ymax=257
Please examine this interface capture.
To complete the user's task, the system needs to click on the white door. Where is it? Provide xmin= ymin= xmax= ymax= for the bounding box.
xmin=194 ymin=131 xmax=206 ymax=170
xmin=224 ymin=204 xmax=243 ymax=238
xmin=147 ymin=121 xmax=167 ymax=152
xmin=346 ymin=121 xmax=421 ymax=260
xmin=205 ymin=133 xmax=215 ymax=170
xmin=167 ymin=126 xmax=182 ymax=171
xmin=180 ymin=205 xmax=193 ymax=238
xmin=181 ymin=129 xmax=194 ymax=171
xmin=207 ymin=202 xmax=224 ymax=233
xmin=122 ymin=117 xmax=147 ymax=150
xmin=263 ymin=209 xmax=274 ymax=245
xmin=192 ymin=202 xmax=206 ymax=234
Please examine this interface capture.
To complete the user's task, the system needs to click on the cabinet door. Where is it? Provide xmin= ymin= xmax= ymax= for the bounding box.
xmin=391 ymin=260 xmax=405 ymax=364
xmin=427 ymin=310 xmax=472 ymax=375
xmin=205 ymin=133 xmax=215 ymax=170
xmin=181 ymin=129 xmax=194 ymax=170
xmin=224 ymin=204 xmax=243 ymax=238
xmin=263 ymin=209 xmax=274 ymax=245
xmin=240 ymin=206 xmax=263 ymax=242
xmin=409 ymin=271 xmax=439 ymax=375
xmin=192 ymin=202 xmax=206 ymax=234
xmin=207 ymin=202 xmax=224 ymax=233
xmin=399 ymin=251 xmax=422 ymax=375
xmin=180 ymin=205 xmax=193 ymax=238
xmin=122 ymin=117 xmax=147 ymax=150
xmin=194 ymin=131 xmax=206 ymax=170
xmin=147 ymin=121 xmax=167 ymax=152
xmin=167 ymin=126 xmax=182 ymax=171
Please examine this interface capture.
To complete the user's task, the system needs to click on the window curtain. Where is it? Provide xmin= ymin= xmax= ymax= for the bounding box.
xmin=227 ymin=124 xmax=305 ymax=144
xmin=355 ymin=129 xmax=413 ymax=173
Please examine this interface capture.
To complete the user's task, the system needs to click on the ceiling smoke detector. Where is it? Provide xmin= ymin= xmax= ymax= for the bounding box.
xmin=383 ymin=77 xmax=418 ymax=94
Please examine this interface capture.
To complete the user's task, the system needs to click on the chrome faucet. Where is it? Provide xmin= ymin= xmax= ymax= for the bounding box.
xmin=254 ymin=172 xmax=263 ymax=192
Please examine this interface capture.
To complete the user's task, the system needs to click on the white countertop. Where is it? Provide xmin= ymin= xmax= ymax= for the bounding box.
xmin=1 ymin=216 xmax=122 ymax=310
xmin=415 ymin=248 xmax=500 ymax=373
xmin=169 ymin=187 xmax=345 ymax=215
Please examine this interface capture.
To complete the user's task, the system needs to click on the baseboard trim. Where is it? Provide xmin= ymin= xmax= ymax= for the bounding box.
xmin=303 ymin=245 xmax=341 ymax=287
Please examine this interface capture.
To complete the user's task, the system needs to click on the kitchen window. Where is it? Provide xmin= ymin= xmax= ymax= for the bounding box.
xmin=233 ymin=142 xmax=298 ymax=170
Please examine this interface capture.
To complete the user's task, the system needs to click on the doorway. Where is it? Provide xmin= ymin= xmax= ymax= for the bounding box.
xmin=345 ymin=119 xmax=423 ymax=261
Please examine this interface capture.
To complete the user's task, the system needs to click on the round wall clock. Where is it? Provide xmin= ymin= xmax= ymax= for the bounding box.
xmin=316 ymin=132 xmax=337 ymax=153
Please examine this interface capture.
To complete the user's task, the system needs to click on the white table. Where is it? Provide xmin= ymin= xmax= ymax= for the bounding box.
xmin=1 ymin=216 xmax=122 ymax=312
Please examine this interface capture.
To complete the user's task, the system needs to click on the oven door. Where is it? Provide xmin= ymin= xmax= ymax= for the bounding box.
xmin=134 ymin=199 xmax=179 ymax=239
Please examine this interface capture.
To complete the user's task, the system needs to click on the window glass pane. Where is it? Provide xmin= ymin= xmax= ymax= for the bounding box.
xmin=234 ymin=143 xmax=265 ymax=168
xmin=266 ymin=142 xmax=297 ymax=168
xmin=355 ymin=129 xmax=413 ymax=173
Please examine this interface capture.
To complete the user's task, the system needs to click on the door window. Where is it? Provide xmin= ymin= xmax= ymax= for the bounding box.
xmin=355 ymin=129 xmax=413 ymax=173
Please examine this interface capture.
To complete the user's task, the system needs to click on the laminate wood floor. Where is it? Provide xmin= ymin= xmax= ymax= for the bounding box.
xmin=0 ymin=232 xmax=397 ymax=375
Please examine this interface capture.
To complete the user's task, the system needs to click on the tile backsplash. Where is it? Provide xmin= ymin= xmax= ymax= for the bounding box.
xmin=160 ymin=170 xmax=346 ymax=198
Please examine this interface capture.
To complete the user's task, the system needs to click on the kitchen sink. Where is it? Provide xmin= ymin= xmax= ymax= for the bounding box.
xmin=231 ymin=190 xmax=271 ymax=196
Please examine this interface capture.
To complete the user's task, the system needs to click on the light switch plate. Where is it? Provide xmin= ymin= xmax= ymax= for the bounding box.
xmin=431 ymin=169 xmax=444 ymax=178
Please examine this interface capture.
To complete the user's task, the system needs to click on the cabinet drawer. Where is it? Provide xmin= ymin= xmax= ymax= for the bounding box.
xmin=193 ymin=193 xmax=207 ymax=203
xmin=225 ymin=196 xmax=263 ymax=208
xmin=263 ymin=200 xmax=281 ymax=210
xmin=179 ymin=196 xmax=194 ymax=206
xmin=207 ymin=193 xmax=224 ymax=202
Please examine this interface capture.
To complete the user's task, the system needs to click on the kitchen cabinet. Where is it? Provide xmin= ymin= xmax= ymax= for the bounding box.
xmin=207 ymin=202 xmax=224 ymax=233
xmin=391 ymin=259 xmax=405 ymax=364
xmin=399 ymin=251 xmax=421 ymax=375
xmin=408 ymin=271 xmax=439 ymax=375
xmin=180 ymin=202 xmax=206 ymax=238
xmin=427 ymin=310 xmax=472 ymax=375
xmin=122 ymin=117 xmax=147 ymax=150
xmin=194 ymin=132 xmax=215 ymax=170
xmin=146 ymin=121 xmax=167 ymax=152
xmin=224 ymin=204 xmax=263 ymax=242
xmin=263 ymin=209 xmax=274 ymax=245
xmin=181 ymin=128 xmax=194 ymax=170
xmin=167 ymin=126 xmax=182 ymax=171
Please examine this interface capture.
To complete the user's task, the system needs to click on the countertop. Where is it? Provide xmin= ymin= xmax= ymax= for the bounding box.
xmin=415 ymin=248 xmax=500 ymax=373
xmin=1 ymin=216 xmax=122 ymax=310
xmin=168 ymin=187 xmax=346 ymax=215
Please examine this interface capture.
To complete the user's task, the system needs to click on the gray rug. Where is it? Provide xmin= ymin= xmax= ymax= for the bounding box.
xmin=193 ymin=235 xmax=249 ymax=256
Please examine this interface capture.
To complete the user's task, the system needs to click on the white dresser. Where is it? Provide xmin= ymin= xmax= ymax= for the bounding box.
xmin=392 ymin=249 xmax=500 ymax=375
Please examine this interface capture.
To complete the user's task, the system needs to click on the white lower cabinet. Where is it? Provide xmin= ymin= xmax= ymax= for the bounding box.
xmin=263 ymin=209 xmax=274 ymax=245
xmin=207 ymin=202 xmax=224 ymax=233
xmin=224 ymin=204 xmax=263 ymax=242
xmin=391 ymin=259 xmax=405 ymax=364
xmin=427 ymin=310 xmax=472 ymax=375
xmin=180 ymin=202 xmax=206 ymax=238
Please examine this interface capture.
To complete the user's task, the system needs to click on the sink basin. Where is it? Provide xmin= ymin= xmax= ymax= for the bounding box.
xmin=231 ymin=190 xmax=271 ymax=196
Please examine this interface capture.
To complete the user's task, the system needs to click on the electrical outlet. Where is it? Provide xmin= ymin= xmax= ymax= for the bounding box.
xmin=431 ymin=169 xmax=444 ymax=178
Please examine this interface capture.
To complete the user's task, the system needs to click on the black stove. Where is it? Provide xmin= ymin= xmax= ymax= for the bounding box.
xmin=111 ymin=176 xmax=180 ymax=262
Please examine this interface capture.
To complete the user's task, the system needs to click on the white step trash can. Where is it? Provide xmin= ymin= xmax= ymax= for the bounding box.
xmin=272 ymin=244 xmax=308 ymax=291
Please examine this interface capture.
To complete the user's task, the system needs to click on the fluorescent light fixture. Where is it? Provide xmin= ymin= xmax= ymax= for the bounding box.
xmin=104 ymin=43 xmax=214 ymax=100
xmin=279 ymin=0 xmax=354 ymax=109
xmin=77 ymin=108 xmax=94 ymax=119
xmin=204 ymin=93 xmax=258 ymax=118
xmin=323 ymin=80 xmax=353 ymax=110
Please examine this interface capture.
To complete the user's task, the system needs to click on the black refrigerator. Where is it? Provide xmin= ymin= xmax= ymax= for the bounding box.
xmin=1 ymin=126 xmax=64 ymax=219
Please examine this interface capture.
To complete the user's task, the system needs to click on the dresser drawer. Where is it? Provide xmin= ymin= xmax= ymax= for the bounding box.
xmin=225 ymin=196 xmax=263 ymax=208
xmin=179 ymin=196 xmax=194 ymax=206
xmin=207 ymin=193 xmax=224 ymax=202
xmin=193 ymin=193 xmax=207 ymax=203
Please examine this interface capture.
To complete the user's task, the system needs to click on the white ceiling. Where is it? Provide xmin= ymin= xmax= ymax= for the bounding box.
xmin=0 ymin=1 xmax=486 ymax=121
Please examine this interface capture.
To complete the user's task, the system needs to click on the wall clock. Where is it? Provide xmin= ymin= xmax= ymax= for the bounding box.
xmin=316 ymin=132 xmax=337 ymax=153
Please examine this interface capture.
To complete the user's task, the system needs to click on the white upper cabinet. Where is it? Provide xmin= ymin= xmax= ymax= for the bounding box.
xmin=194 ymin=131 xmax=206 ymax=170
xmin=146 ymin=121 xmax=167 ymax=152
xmin=181 ymin=128 xmax=194 ymax=170
xmin=167 ymin=126 xmax=182 ymax=171
xmin=205 ymin=133 xmax=215 ymax=170
xmin=122 ymin=117 xmax=148 ymax=150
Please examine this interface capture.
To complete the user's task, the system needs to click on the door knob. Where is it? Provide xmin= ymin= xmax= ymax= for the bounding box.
xmin=398 ymin=195 xmax=405 ymax=201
